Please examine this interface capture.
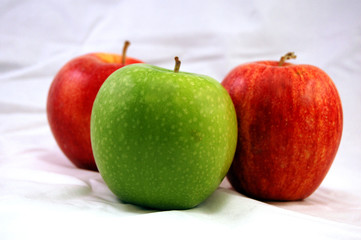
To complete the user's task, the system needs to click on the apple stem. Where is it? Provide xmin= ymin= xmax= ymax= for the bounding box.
xmin=122 ymin=40 xmax=130 ymax=65
xmin=279 ymin=52 xmax=297 ymax=66
xmin=174 ymin=56 xmax=181 ymax=73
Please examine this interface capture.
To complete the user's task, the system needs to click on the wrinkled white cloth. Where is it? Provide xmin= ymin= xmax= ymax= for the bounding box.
xmin=1 ymin=0 xmax=361 ymax=239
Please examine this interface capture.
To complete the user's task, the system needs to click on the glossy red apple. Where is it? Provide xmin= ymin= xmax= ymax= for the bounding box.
xmin=222 ymin=52 xmax=343 ymax=201
xmin=47 ymin=41 xmax=143 ymax=171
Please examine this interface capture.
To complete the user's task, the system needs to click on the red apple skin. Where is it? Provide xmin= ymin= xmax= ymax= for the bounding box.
xmin=47 ymin=53 xmax=143 ymax=171
xmin=222 ymin=61 xmax=343 ymax=201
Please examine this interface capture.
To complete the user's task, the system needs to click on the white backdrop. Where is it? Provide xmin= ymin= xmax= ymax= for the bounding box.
xmin=1 ymin=0 xmax=361 ymax=239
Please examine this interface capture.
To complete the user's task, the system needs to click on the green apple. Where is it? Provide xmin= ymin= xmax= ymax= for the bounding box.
xmin=90 ymin=57 xmax=237 ymax=210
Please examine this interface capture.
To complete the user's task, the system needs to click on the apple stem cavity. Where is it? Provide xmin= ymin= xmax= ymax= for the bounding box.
xmin=174 ymin=56 xmax=181 ymax=73
xmin=122 ymin=40 xmax=131 ymax=65
xmin=279 ymin=52 xmax=297 ymax=66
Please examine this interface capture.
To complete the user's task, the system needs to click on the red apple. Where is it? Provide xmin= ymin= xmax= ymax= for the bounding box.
xmin=222 ymin=52 xmax=343 ymax=201
xmin=47 ymin=41 xmax=143 ymax=171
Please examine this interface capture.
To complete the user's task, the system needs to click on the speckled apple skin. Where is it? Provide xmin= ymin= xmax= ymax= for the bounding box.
xmin=91 ymin=64 xmax=238 ymax=210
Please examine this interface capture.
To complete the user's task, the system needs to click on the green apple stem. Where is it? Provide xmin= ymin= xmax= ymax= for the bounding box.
xmin=279 ymin=52 xmax=297 ymax=66
xmin=122 ymin=40 xmax=131 ymax=65
xmin=174 ymin=56 xmax=181 ymax=73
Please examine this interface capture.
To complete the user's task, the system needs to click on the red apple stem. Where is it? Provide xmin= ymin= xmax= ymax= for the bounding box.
xmin=174 ymin=56 xmax=181 ymax=73
xmin=279 ymin=52 xmax=297 ymax=66
xmin=122 ymin=40 xmax=130 ymax=65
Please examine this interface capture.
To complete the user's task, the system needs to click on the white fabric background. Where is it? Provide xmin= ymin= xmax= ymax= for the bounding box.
xmin=1 ymin=0 xmax=361 ymax=239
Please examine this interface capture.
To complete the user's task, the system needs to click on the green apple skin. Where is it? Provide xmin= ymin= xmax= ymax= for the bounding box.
xmin=90 ymin=63 xmax=237 ymax=210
